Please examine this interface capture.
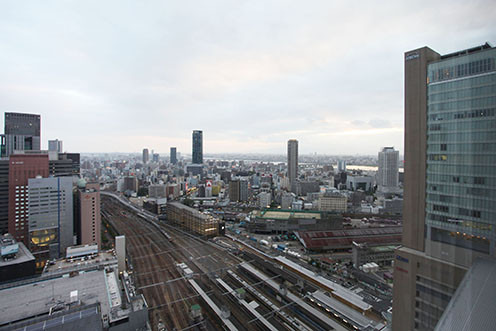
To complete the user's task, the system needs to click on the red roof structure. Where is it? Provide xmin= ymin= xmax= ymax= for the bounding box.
xmin=297 ymin=226 xmax=402 ymax=251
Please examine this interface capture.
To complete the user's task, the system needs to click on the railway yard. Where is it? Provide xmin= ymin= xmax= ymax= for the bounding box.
xmin=101 ymin=193 xmax=387 ymax=331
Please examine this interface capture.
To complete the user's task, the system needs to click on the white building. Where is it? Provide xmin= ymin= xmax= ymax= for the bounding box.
xmin=258 ymin=191 xmax=271 ymax=209
xmin=377 ymin=147 xmax=399 ymax=193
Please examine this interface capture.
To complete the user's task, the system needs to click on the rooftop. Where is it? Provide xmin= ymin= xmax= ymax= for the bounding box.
xmin=0 ymin=240 xmax=35 ymax=267
xmin=297 ymin=227 xmax=403 ymax=250
xmin=253 ymin=209 xmax=322 ymax=220
xmin=0 ymin=269 xmax=110 ymax=326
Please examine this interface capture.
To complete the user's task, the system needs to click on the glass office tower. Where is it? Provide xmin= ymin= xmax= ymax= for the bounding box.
xmin=426 ymin=48 xmax=496 ymax=258
xmin=393 ymin=43 xmax=496 ymax=331
xmin=192 ymin=130 xmax=203 ymax=164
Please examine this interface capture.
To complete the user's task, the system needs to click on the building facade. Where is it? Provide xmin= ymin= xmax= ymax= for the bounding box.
xmin=78 ymin=182 xmax=101 ymax=249
xmin=0 ymin=160 xmax=8 ymax=234
xmin=28 ymin=176 xmax=74 ymax=260
xmin=167 ymin=202 xmax=219 ymax=237
xmin=229 ymin=179 xmax=248 ymax=202
xmin=4 ymin=112 xmax=41 ymax=157
xmin=287 ymin=139 xmax=298 ymax=193
xmin=142 ymin=148 xmax=149 ymax=164
xmin=192 ymin=130 xmax=203 ymax=164
xmin=393 ymin=43 xmax=496 ymax=331
xmin=8 ymin=154 xmax=49 ymax=246
xmin=170 ymin=147 xmax=177 ymax=164
xmin=377 ymin=147 xmax=399 ymax=193
xmin=48 ymin=139 xmax=63 ymax=153
xmin=318 ymin=193 xmax=347 ymax=213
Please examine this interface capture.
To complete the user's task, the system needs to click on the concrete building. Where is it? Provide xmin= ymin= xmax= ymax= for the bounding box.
xmin=287 ymin=139 xmax=298 ymax=193
xmin=318 ymin=192 xmax=347 ymax=213
xmin=142 ymin=148 xmax=149 ymax=164
xmin=115 ymin=235 xmax=126 ymax=273
xmin=229 ymin=179 xmax=248 ymax=202
xmin=50 ymin=153 xmax=81 ymax=177
xmin=258 ymin=191 xmax=272 ymax=209
xmin=78 ymin=181 xmax=101 ymax=250
xmin=0 ymin=266 xmax=148 ymax=330
xmin=8 ymin=154 xmax=49 ymax=246
xmin=296 ymin=180 xmax=320 ymax=196
xmin=48 ymin=139 xmax=63 ymax=153
xmin=192 ymin=130 xmax=203 ymax=164
xmin=346 ymin=175 xmax=373 ymax=191
xmin=248 ymin=209 xmax=342 ymax=234
xmin=149 ymin=184 xmax=167 ymax=198
xmin=281 ymin=192 xmax=295 ymax=209
xmin=352 ymin=242 xmax=397 ymax=268
xmin=337 ymin=160 xmax=347 ymax=172
xmin=377 ymin=147 xmax=399 ymax=193
xmin=170 ymin=147 xmax=177 ymax=164
xmin=122 ymin=176 xmax=138 ymax=193
xmin=393 ymin=43 xmax=496 ymax=331
xmin=28 ymin=176 xmax=74 ymax=260
xmin=4 ymin=112 xmax=41 ymax=157
xmin=0 ymin=233 xmax=36 ymax=282
xmin=382 ymin=197 xmax=403 ymax=215
xmin=166 ymin=202 xmax=219 ymax=237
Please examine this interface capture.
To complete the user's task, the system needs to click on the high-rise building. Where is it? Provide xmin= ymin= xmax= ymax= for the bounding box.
xmin=77 ymin=181 xmax=101 ymax=249
xmin=8 ymin=154 xmax=49 ymax=246
xmin=4 ymin=112 xmax=41 ymax=157
xmin=393 ymin=43 xmax=496 ymax=330
xmin=192 ymin=130 xmax=203 ymax=164
xmin=142 ymin=148 xmax=149 ymax=164
xmin=377 ymin=147 xmax=399 ymax=193
xmin=229 ymin=179 xmax=248 ymax=202
xmin=48 ymin=139 xmax=63 ymax=153
xmin=337 ymin=160 xmax=347 ymax=173
xmin=287 ymin=139 xmax=298 ymax=193
xmin=170 ymin=147 xmax=177 ymax=164
xmin=28 ymin=177 xmax=73 ymax=260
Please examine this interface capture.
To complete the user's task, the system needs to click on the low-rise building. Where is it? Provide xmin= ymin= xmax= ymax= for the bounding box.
xmin=0 ymin=266 xmax=148 ymax=330
xmin=318 ymin=193 xmax=347 ymax=213
xmin=167 ymin=202 xmax=219 ymax=237
xmin=247 ymin=209 xmax=342 ymax=234
xmin=0 ymin=233 xmax=36 ymax=282
xmin=352 ymin=242 xmax=398 ymax=267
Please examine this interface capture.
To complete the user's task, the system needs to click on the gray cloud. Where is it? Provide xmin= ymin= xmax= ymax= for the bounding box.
xmin=0 ymin=0 xmax=494 ymax=155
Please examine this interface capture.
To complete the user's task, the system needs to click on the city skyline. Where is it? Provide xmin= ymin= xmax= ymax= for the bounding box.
xmin=0 ymin=1 xmax=494 ymax=155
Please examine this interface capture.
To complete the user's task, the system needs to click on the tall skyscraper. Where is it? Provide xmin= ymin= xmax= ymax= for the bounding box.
xmin=48 ymin=139 xmax=63 ymax=153
xmin=393 ymin=43 xmax=496 ymax=330
xmin=377 ymin=147 xmax=399 ymax=193
xmin=192 ymin=130 xmax=203 ymax=164
xmin=8 ymin=154 xmax=49 ymax=246
xmin=287 ymin=139 xmax=298 ymax=193
xmin=170 ymin=147 xmax=177 ymax=164
xmin=4 ymin=112 xmax=41 ymax=157
xmin=142 ymin=148 xmax=149 ymax=164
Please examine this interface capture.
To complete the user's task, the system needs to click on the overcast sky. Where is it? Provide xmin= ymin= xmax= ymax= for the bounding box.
xmin=0 ymin=1 xmax=494 ymax=155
